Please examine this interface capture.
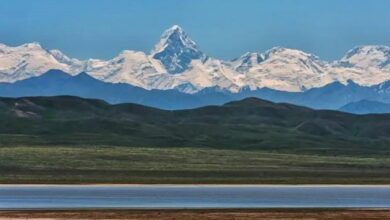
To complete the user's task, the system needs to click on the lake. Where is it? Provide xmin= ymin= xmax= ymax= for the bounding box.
xmin=1 ymin=185 xmax=390 ymax=209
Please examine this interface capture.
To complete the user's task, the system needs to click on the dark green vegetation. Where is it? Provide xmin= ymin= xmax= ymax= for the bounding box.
xmin=1 ymin=146 xmax=390 ymax=184
xmin=0 ymin=96 xmax=390 ymax=183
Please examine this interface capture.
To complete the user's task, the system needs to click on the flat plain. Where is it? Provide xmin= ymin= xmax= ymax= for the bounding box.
xmin=1 ymin=145 xmax=390 ymax=184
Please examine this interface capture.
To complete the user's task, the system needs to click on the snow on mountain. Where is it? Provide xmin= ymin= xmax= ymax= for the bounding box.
xmin=231 ymin=52 xmax=264 ymax=73
xmin=85 ymin=50 xmax=166 ymax=89
xmin=330 ymin=45 xmax=390 ymax=86
xmin=151 ymin=25 xmax=207 ymax=74
xmin=172 ymin=57 xmax=244 ymax=93
xmin=329 ymin=65 xmax=390 ymax=87
xmin=0 ymin=42 xmax=83 ymax=82
xmin=48 ymin=49 xmax=85 ymax=72
xmin=375 ymin=81 xmax=390 ymax=94
xmin=338 ymin=45 xmax=390 ymax=70
xmin=239 ymin=47 xmax=332 ymax=91
xmin=230 ymin=46 xmax=390 ymax=92
xmin=82 ymin=25 xmax=241 ymax=93
xmin=1 ymin=26 xmax=390 ymax=93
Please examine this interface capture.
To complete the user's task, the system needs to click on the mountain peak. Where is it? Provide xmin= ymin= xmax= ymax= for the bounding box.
xmin=151 ymin=25 xmax=196 ymax=55
xmin=168 ymin=24 xmax=182 ymax=32
xmin=21 ymin=42 xmax=43 ymax=50
xmin=343 ymin=45 xmax=390 ymax=58
xmin=261 ymin=47 xmax=324 ymax=65
xmin=339 ymin=45 xmax=390 ymax=69
xmin=151 ymin=25 xmax=206 ymax=74
xmin=30 ymin=69 xmax=73 ymax=81
xmin=264 ymin=47 xmax=316 ymax=58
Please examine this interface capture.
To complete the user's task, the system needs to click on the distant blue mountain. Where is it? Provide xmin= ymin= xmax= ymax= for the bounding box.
xmin=339 ymin=100 xmax=390 ymax=114
xmin=212 ymin=81 xmax=390 ymax=110
xmin=0 ymin=70 xmax=212 ymax=109
xmin=244 ymin=80 xmax=389 ymax=110
xmin=1 ymin=69 xmax=390 ymax=112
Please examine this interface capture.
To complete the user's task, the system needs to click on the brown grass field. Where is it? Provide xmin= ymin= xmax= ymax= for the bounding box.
xmin=1 ymin=209 xmax=390 ymax=220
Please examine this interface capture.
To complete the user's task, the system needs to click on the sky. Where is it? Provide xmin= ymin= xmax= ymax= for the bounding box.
xmin=1 ymin=0 xmax=390 ymax=61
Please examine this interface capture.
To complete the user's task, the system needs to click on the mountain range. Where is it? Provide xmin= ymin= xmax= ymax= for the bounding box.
xmin=1 ymin=25 xmax=390 ymax=112
xmin=1 ymin=69 xmax=390 ymax=111
xmin=340 ymin=100 xmax=390 ymax=114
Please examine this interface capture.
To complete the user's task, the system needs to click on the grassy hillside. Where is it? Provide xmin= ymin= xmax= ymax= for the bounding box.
xmin=0 ymin=96 xmax=390 ymax=183
xmin=1 ymin=96 xmax=390 ymax=154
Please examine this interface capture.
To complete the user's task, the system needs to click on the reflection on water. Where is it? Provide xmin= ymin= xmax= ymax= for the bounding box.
xmin=0 ymin=185 xmax=390 ymax=209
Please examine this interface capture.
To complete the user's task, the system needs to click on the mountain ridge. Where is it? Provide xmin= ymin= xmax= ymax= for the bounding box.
xmin=2 ymin=69 xmax=390 ymax=111
xmin=340 ymin=99 xmax=390 ymax=114
xmin=1 ymin=25 xmax=390 ymax=93
xmin=0 ymin=69 xmax=214 ymax=109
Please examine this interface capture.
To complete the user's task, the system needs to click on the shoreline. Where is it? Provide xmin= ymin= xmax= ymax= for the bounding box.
xmin=1 ymin=209 xmax=390 ymax=220
xmin=1 ymin=184 xmax=390 ymax=187
xmin=2 ymin=184 xmax=389 ymax=210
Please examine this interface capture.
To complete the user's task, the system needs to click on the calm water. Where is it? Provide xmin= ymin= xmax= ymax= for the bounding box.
xmin=0 ymin=185 xmax=390 ymax=209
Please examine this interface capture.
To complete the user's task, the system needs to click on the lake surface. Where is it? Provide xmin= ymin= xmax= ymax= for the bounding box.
xmin=1 ymin=185 xmax=390 ymax=209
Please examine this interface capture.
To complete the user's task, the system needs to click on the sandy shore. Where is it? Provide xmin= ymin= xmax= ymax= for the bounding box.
xmin=2 ymin=184 xmax=390 ymax=186
xmin=1 ymin=209 xmax=390 ymax=219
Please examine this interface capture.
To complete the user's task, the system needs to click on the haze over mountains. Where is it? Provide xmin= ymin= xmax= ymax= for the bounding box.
xmin=1 ymin=25 xmax=390 ymax=112
xmin=340 ymin=100 xmax=390 ymax=114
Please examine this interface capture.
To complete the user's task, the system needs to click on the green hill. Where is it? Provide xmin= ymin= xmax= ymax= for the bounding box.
xmin=1 ymin=96 xmax=390 ymax=155
xmin=1 ymin=96 xmax=390 ymax=183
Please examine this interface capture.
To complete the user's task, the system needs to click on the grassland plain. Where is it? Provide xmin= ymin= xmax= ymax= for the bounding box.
xmin=1 ymin=145 xmax=390 ymax=184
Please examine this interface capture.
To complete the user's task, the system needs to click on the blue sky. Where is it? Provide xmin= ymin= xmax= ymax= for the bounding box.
xmin=1 ymin=0 xmax=390 ymax=61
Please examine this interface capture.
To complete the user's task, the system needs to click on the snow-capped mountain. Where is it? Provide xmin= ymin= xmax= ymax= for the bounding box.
xmin=338 ymin=45 xmax=390 ymax=70
xmin=231 ymin=52 xmax=264 ymax=73
xmin=151 ymin=25 xmax=207 ymax=74
xmin=238 ymin=47 xmax=331 ymax=91
xmin=85 ymin=50 xmax=166 ymax=89
xmin=331 ymin=45 xmax=390 ymax=87
xmin=1 ymin=25 xmax=390 ymax=93
xmin=0 ymin=42 xmax=83 ymax=82
xmin=84 ymin=25 xmax=242 ymax=93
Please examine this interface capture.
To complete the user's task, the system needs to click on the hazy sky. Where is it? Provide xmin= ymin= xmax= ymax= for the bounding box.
xmin=1 ymin=0 xmax=390 ymax=61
